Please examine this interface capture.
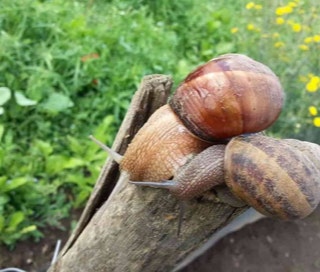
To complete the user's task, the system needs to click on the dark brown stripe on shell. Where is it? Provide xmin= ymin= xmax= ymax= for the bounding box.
xmin=225 ymin=135 xmax=315 ymax=219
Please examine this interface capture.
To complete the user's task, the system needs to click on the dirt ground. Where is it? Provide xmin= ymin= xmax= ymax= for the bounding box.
xmin=1 ymin=206 xmax=320 ymax=272
xmin=0 ymin=210 xmax=82 ymax=272
xmin=184 ymin=205 xmax=320 ymax=272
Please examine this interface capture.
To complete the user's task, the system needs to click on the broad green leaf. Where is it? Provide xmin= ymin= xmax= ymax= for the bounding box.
xmin=20 ymin=225 xmax=37 ymax=234
xmin=69 ymin=15 xmax=87 ymax=30
xmin=2 ymin=177 xmax=30 ymax=192
xmin=0 ymin=176 xmax=7 ymax=188
xmin=41 ymin=93 xmax=74 ymax=112
xmin=0 ymin=215 xmax=5 ymax=232
xmin=0 ymin=124 xmax=4 ymax=140
xmin=0 ymin=195 xmax=9 ymax=214
xmin=34 ymin=139 xmax=53 ymax=156
xmin=87 ymin=116 xmax=115 ymax=160
xmin=0 ymin=107 xmax=4 ymax=115
xmin=45 ymin=155 xmax=69 ymax=174
xmin=6 ymin=211 xmax=24 ymax=232
xmin=74 ymin=188 xmax=91 ymax=208
xmin=14 ymin=91 xmax=38 ymax=106
xmin=92 ymin=150 xmax=109 ymax=162
xmin=215 ymin=42 xmax=235 ymax=55
xmin=93 ymin=115 xmax=115 ymax=140
xmin=64 ymin=157 xmax=86 ymax=169
xmin=46 ymin=155 xmax=85 ymax=173
xmin=67 ymin=135 xmax=85 ymax=154
xmin=0 ymin=87 xmax=11 ymax=106
xmin=176 ymin=59 xmax=192 ymax=79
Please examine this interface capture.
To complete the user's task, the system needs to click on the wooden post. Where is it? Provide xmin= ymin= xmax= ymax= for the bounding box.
xmin=48 ymin=75 xmax=247 ymax=272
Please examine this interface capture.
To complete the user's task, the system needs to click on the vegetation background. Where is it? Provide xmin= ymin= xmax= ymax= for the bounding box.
xmin=0 ymin=0 xmax=319 ymax=258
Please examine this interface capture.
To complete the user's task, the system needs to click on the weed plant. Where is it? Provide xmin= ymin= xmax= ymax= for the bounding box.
xmin=0 ymin=0 xmax=319 ymax=247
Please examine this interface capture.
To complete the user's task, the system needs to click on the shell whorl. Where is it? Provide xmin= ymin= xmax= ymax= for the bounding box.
xmin=170 ymin=54 xmax=285 ymax=141
xmin=225 ymin=134 xmax=320 ymax=219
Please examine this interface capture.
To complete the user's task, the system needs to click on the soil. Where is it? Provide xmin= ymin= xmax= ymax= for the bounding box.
xmin=1 ymin=206 xmax=320 ymax=272
xmin=183 ymin=205 xmax=320 ymax=272
xmin=0 ymin=210 xmax=82 ymax=272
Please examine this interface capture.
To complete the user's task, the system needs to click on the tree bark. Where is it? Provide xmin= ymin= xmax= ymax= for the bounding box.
xmin=48 ymin=75 xmax=247 ymax=272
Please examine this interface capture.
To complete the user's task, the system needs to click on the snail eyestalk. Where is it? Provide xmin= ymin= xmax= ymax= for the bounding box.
xmin=129 ymin=180 xmax=178 ymax=190
xmin=89 ymin=135 xmax=123 ymax=164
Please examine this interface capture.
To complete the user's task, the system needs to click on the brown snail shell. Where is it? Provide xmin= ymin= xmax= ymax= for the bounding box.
xmin=282 ymin=139 xmax=320 ymax=170
xmin=121 ymin=54 xmax=284 ymax=182
xmin=225 ymin=134 xmax=320 ymax=219
xmin=170 ymin=54 xmax=285 ymax=141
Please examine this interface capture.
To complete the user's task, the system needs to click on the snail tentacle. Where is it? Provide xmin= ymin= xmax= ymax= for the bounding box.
xmin=129 ymin=180 xmax=178 ymax=189
xmin=89 ymin=135 xmax=123 ymax=163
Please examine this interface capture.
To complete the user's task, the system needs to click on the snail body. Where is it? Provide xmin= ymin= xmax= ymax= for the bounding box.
xmin=131 ymin=144 xmax=226 ymax=200
xmin=119 ymin=104 xmax=210 ymax=181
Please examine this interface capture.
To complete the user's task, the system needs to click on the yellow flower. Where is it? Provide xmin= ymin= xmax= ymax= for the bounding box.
xmin=231 ymin=27 xmax=239 ymax=34
xmin=299 ymin=44 xmax=309 ymax=51
xmin=276 ymin=17 xmax=285 ymax=25
xmin=309 ymin=106 xmax=318 ymax=116
xmin=276 ymin=6 xmax=293 ymax=16
xmin=313 ymin=35 xmax=320 ymax=42
xmin=246 ymin=2 xmax=255 ymax=9
xmin=274 ymin=41 xmax=285 ymax=48
xmin=313 ymin=117 xmax=320 ymax=127
xmin=255 ymin=4 xmax=263 ymax=10
xmin=247 ymin=23 xmax=255 ymax=31
xmin=306 ymin=76 xmax=320 ymax=92
xmin=291 ymin=23 xmax=302 ymax=32
xmin=304 ymin=37 xmax=314 ymax=43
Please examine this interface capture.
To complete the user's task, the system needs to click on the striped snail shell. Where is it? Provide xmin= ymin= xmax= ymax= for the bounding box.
xmin=225 ymin=134 xmax=320 ymax=219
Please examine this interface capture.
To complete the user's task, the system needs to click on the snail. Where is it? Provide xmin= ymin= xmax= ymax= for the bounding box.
xmin=90 ymin=53 xmax=315 ymax=220
xmin=131 ymin=134 xmax=320 ymax=219
xmin=225 ymin=134 xmax=320 ymax=219
xmin=91 ymin=53 xmax=284 ymax=182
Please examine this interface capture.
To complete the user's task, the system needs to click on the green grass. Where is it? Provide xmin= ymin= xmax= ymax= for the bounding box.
xmin=0 ymin=0 xmax=319 ymax=247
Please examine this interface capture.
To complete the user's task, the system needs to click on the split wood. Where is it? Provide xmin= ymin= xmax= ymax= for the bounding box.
xmin=48 ymin=74 xmax=248 ymax=272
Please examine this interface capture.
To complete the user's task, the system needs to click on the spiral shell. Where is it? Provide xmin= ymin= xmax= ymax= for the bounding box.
xmin=170 ymin=54 xmax=284 ymax=141
xmin=224 ymin=134 xmax=320 ymax=219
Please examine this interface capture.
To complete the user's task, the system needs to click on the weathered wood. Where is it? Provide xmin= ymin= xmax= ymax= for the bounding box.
xmin=49 ymin=75 xmax=247 ymax=272
xmin=59 ymin=74 xmax=173 ymax=256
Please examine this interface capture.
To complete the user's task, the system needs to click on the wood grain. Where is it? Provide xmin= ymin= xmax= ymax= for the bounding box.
xmin=48 ymin=74 xmax=247 ymax=272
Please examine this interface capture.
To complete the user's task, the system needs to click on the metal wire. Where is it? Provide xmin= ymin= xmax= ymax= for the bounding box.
xmin=0 ymin=239 xmax=62 ymax=272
